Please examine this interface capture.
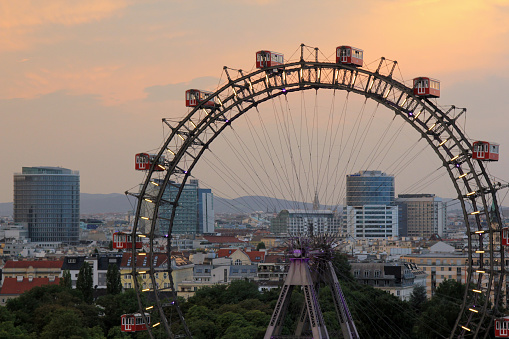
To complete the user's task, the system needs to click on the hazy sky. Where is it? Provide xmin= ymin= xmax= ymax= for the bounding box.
xmin=2 ymin=0 xmax=509 ymax=203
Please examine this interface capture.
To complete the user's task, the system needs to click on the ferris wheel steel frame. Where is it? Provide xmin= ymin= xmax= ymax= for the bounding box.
xmin=129 ymin=49 xmax=505 ymax=338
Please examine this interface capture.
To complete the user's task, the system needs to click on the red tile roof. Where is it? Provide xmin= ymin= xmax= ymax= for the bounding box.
xmin=4 ymin=260 xmax=63 ymax=269
xmin=0 ymin=277 xmax=60 ymax=295
xmin=246 ymin=251 xmax=265 ymax=263
xmin=216 ymin=249 xmax=265 ymax=263
xmin=120 ymin=253 xmax=168 ymax=268
xmin=264 ymin=254 xmax=288 ymax=264
xmin=217 ymin=249 xmax=238 ymax=258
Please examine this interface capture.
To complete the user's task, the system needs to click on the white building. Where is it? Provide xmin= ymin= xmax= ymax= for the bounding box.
xmin=345 ymin=205 xmax=398 ymax=238
xmin=271 ymin=209 xmax=342 ymax=235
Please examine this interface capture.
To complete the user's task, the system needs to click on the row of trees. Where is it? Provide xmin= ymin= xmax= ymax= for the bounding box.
xmin=0 ymin=254 xmax=486 ymax=338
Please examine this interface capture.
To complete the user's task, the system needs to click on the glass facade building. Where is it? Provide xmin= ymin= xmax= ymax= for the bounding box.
xmin=14 ymin=167 xmax=80 ymax=244
xmin=157 ymin=179 xmax=214 ymax=235
xmin=346 ymin=170 xmax=395 ymax=206
xmin=345 ymin=170 xmax=398 ymax=239
xmin=198 ymin=188 xmax=214 ymax=234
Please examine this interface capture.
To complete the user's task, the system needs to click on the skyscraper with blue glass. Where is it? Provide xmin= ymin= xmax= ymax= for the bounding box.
xmin=345 ymin=170 xmax=398 ymax=239
xmin=157 ymin=179 xmax=214 ymax=235
xmin=14 ymin=167 xmax=80 ymax=244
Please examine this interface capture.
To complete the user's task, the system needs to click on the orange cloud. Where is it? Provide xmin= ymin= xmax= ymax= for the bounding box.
xmin=358 ymin=0 xmax=509 ymax=80
xmin=0 ymin=0 xmax=129 ymax=51
xmin=0 ymin=0 xmax=129 ymax=28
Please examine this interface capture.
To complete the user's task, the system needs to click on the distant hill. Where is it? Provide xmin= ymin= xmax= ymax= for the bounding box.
xmin=3 ymin=193 xmax=501 ymax=217
xmin=0 ymin=193 xmax=337 ymax=216
xmin=0 ymin=193 xmax=135 ymax=217
xmin=214 ymin=195 xmax=339 ymax=214
xmin=0 ymin=202 xmax=12 ymax=217
xmin=79 ymin=193 xmax=134 ymax=214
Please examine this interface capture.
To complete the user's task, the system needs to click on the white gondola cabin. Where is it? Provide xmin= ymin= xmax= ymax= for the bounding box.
xmin=472 ymin=141 xmax=499 ymax=161
xmin=185 ymin=89 xmax=217 ymax=108
xmin=413 ymin=77 xmax=440 ymax=98
xmin=112 ymin=232 xmax=143 ymax=250
xmin=121 ymin=313 xmax=150 ymax=332
xmin=495 ymin=316 xmax=509 ymax=337
xmin=135 ymin=153 xmax=166 ymax=171
xmin=255 ymin=50 xmax=284 ymax=70
xmin=336 ymin=46 xmax=363 ymax=67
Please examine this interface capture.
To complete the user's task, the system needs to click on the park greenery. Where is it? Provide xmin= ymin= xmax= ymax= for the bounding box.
xmin=0 ymin=255 xmax=488 ymax=338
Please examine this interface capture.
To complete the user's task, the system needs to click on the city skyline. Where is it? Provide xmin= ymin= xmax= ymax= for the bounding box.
xmin=2 ymin=1 xmax=509 ymax=204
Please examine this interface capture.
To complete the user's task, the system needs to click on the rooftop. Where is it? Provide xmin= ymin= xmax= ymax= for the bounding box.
xmin=1 ymin=277 xmax=60 ymax=295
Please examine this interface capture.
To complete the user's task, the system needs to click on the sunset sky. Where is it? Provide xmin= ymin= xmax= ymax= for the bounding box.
xmin=2 ymin=0 xmax=509 ymax=204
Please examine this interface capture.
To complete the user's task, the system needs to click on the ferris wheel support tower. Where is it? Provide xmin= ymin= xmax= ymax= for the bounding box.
xmin=264 ymin=237 xmax=359 ymax=339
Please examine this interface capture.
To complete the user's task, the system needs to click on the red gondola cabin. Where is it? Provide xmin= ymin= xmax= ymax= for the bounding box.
xmin=472 ymin=141 xmax=499 ymax=161
xmin=336 ymin=46 xmax=363 ymax=67
xmin=495 ymin=316 xmax=509 ymax=337
xmin=121 ymin=313 xmax=150 ymax=332
xmin=501 ymin=227 xmax=509 ymax=247
xmin=112 ymin=232 xmax=143 ymax=250
xmin=135 ymin=153 xmax=165 ymax=171
xmin=256 ymin=50 xmax=284 ymax=70
xmin=413 ymin=77 xmax=440 ymax=98
xmin=185 ymin=89 xmax=217 ymax=108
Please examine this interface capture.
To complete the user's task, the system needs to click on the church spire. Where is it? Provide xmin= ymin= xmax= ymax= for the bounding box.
xmin=313 ymin=191 xmax=319 ymax=210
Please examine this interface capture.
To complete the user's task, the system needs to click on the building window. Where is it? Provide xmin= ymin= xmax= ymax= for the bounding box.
xmin=374 ymin=270 xmax=381 ymax=278
xmin=235 ymin=259 xmax=242 ymax=266
xmin=354 ymin=270 xmax=360 ymax=278
xmin=364 ymin=271 xmax=370 ymax=278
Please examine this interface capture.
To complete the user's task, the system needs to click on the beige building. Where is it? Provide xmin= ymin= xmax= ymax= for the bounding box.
xmin=119 ymin=253 xmax=193 ymax=293
xmin=396 ymin=194 xmax=446 ymax=238
xmin=1 ymin=260 xmax=62 ymax=285
xmin=400 ymin=242 xmax=467 ymax=297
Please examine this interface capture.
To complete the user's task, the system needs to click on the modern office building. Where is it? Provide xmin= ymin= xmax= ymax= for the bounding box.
xmin=395 ymin=194 xmax=446 ymax=238
xmin=346 ymin=170 xmax=395 ymax=206
xmin=14 ymin=167 xmax=80 ymax=244
xmin=344 ymin=205 xmax=398 ymax=238
xmin=345 ymin=170 xmax=398 ymax=239
xmin=271 ymin=209 xmax=341 ymax=235
xmin=198 ymin=188 xmax=214 ymax=234
xmin=155 ymin=179 xmax=214 ymax=235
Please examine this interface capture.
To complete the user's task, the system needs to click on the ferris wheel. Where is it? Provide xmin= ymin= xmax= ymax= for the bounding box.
xmin=125 ymin=43 xmax=506 ymax=338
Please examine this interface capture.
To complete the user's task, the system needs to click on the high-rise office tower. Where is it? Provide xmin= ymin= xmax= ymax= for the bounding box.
xmin=345 ymin=170 xmax=398 ymax=238
xmin=198 ymin=188 xmax=214 ymax=234
xmin=156 ymin=179 xmax=214 ymax=235
xmin=395 ymin=194 xmax=446 ymax=238
xmin=14 ymin=167 xmax=80 ymax=244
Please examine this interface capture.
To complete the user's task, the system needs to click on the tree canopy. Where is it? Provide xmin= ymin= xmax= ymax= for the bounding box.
xmin=77 ymin=262 xmax=94 ymax=303
xmin=0 ymin=261 xmax=493 ymax=338
xmin=106 ymin=264 xmax=122 ymax=295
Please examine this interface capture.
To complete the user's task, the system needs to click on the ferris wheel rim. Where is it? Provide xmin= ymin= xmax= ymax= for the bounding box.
xmin=130 ymin=56 xmax=504 ymax=338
